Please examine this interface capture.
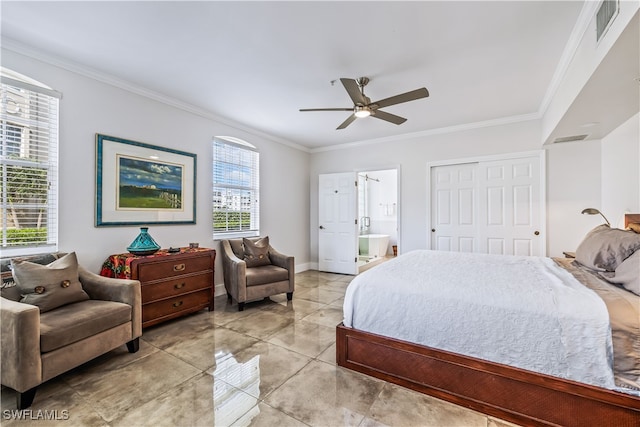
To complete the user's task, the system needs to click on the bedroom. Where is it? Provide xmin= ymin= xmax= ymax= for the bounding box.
xmin=1 ymin=1 xmax=639 ymax=425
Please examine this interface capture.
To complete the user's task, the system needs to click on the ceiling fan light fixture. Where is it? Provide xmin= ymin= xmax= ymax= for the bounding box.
xmin=354 ymin=105 xmax=371 ymax=118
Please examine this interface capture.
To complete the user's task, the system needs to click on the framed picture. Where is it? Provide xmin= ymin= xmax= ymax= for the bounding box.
xmin=95 ymin=134 xmax=196 ymax=226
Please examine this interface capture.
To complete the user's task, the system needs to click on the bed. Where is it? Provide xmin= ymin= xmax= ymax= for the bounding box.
xmin=337 ymin=216 xmax=640 ymax=426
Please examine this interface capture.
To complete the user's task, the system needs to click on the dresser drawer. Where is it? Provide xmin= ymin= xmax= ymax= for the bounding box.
xmin=142 ymin=289 xmax=211 ymax=324
xmin=136 ymin=255 xmax=212 ymax=282
xmin=141 ymin=272 xmax=212 ymax=303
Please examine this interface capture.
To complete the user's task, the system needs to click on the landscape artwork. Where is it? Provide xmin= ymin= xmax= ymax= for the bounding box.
xmin=117 ymin=156 xmax=183 ymax=210
xmin=96 ymin=133 xmax=196 ymax=226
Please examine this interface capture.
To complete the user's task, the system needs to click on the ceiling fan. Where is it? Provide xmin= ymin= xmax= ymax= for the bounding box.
xmin=300 ymin=77 xmax=429 ymax=130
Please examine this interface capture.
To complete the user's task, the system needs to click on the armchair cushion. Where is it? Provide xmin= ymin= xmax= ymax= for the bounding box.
xmin=40 ymin=300 xmax=132 ymax=353
xmin=246 ymin=264 xmax=289 ymax=287
xmin=11 ymin=252 xmax=89 ymax=312
xmin=243 ymin=236 xmax=271 ymax=267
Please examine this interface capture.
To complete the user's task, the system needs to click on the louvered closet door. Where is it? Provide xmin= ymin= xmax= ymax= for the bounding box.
xmin=430 ymin=153 xmax=544 ymax=256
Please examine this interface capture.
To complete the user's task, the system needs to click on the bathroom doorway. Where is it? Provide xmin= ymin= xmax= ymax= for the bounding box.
xmin=357 ymin=168 xmax=398 ymax=272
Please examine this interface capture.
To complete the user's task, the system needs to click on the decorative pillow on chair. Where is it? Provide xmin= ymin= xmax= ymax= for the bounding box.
xmin=243 ymin=237 xmax=271 ymax=267
xmin=575 ymin=224 xmax=640 ymax=271
xmin=11 ymin=252 xmax=89 ymax=312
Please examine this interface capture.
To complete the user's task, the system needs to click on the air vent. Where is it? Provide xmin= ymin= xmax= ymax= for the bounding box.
xmin=596 ymin=0 xmax=619 ymax=41
xmin=553 ymin=135 xmax=589 ymax=144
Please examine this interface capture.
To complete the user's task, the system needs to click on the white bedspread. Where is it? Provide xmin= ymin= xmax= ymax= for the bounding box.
xmin=343 ymin=250 xmax=616 ymax=389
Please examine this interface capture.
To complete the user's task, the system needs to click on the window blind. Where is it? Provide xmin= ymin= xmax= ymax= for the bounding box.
xmin=212 ymin=137 xmax=259 ymax=238
xmin=1 ymin=74 xmax=59 ymax=256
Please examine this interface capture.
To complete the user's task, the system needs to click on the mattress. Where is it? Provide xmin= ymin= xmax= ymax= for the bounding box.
xmin=343 ymin=250 xmax=622 ymax=391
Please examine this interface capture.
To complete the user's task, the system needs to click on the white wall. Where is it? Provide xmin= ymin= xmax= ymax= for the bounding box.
xmin=309 ymin=115 xmax=640 ymax=263
xmin=3 ymin=49 xmax=311 ymax=290
xmin=545 ymin=139 xmax=602 ymax=256
xmin=309 ymin=119 xmax=546 ymax=264
xmin=601 ymin=113 xmax=640 ymax=227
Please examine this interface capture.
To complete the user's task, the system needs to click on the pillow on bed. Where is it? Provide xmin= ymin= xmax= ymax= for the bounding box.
xmin=628 ymin=222 xmax=640 ymax=233
xmin=575 ymin=224 xmax=640 ymax=271
xmin=608 ymin=250 xmax=640 ymax=296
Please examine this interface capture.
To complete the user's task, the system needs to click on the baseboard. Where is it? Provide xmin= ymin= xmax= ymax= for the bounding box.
xmin=214 ymin=283 xmax=226 ymax=297
xmin=295 ymin=262 xmax=313 ymax=273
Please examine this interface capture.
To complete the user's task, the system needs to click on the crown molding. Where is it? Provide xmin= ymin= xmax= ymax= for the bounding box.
xmin=310 ymin=112 xmax=541 ymax=154
xmin=1 ymin=38 xmax=311 ymax=154
xmin=537 ymin=0 xmax=599 ymax=117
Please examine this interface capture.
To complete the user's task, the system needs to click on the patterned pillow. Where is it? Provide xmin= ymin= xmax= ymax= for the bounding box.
xmin=11 ymin=252 xmax=89 ymax=312
xmin=243 ymin=237 xmax=271 ymax=268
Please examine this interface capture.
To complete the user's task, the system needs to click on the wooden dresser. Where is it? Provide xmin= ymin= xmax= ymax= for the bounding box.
xmin=101 ymin=248 xmax=215 ymax=328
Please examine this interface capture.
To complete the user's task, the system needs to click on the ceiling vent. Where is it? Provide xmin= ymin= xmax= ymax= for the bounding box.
xmin=596 ymin=0 xmax=619 ymax=42
xmin=553 ymin=134 xmax=589 ymax=144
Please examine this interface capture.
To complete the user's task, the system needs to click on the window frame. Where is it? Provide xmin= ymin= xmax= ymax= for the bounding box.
xmin=212 ymin=136 xmax=260 ymax=240
xmin=1 ymin=71 xmax=60 ymax=257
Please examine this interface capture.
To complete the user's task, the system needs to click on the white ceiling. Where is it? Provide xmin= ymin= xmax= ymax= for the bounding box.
xmin=1 ymin=1 xmax=586 ymax=150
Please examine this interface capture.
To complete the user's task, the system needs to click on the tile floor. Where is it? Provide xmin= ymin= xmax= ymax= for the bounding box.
xmin=1 ymin=270 xmax=519 ymax=427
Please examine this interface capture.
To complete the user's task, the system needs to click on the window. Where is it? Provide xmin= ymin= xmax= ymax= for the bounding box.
xmin=212 ymin=137 xmax=259 ymax=238
xmin=1 ymin=68 xmax=60 ymax=256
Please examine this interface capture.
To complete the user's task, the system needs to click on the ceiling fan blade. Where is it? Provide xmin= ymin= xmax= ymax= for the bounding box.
xmin=340 ymin=78 xmax=366 ymax=105
xmin=299 ymin=108 xmax=353 ymax=112
xmin=372 ymin=87 xmax=429 ymax=109
xmin=372 ymin=110 xmax=407 ymax=125
xmin=337 ymin=114 xmax=357 ymax=130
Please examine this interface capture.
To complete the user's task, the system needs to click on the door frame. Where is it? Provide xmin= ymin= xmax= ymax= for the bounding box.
xmin=426 ymin=150 xmax=546 ymax=256
xmin=356 ymin=165 xmax=402 ymax=257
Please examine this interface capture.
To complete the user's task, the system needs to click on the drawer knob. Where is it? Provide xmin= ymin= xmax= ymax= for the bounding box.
xmin=173 ymin=300 xmax=184 ymax=308
xmin=174 ymin=282 xmax=185 ymax=289
xmin=173 ymin=263 xmax=186 ymax=272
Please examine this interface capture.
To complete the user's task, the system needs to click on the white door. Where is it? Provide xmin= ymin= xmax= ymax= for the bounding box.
xmin=431 ymin=153 xmax=544 ymax=256
xmin=478 ymin=156 xmax=543 ymax=256
xmin=318 ymin=172 xmax=358 ymax=274
xmin=430 ymin=163 xmax=479 ymax=252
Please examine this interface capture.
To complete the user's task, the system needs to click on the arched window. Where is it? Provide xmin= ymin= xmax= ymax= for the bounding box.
xmin=1 ymin=68 xmax=61 ymax=256
xmin=212 ymin=137 xmax=259 ymax=238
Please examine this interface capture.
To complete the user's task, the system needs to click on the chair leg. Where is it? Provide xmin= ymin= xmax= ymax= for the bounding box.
xmin=126 ymin=338 xmax=140 ymax=353
xmin=287 ymin=292 xmax=293 ymax=301
xmin=238 ymin=302 xmax=245 ymax=311
xmin=17 ymin=387 xmax=37 ymax=409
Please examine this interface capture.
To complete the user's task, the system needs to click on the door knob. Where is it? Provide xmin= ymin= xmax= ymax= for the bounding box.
xmin=431 ymin=229 xmax=436 ymax=232
xmin=534 ymin=231 xmax=540 ymax=236
xmin=319 ymin=225 xmax=325 ymax=229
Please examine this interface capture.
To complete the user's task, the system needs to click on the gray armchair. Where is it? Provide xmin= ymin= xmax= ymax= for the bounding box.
xmin=1 ymin=253 xmax=142 ymax=409
xmin=221 ymin=237 xmax=294 ymax=311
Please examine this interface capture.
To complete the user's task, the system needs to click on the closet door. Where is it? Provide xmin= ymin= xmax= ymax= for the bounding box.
xmin=477 ymin=156 xmax=543 ymax=256
xmin=430 ymin=153 xmax=544 ymax=256
xmin=430 ymin=162 xmax=479 ymax=252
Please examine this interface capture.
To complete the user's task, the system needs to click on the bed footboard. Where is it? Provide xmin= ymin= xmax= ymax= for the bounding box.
xmin=336 ymin=323 xmax=640 ymax=427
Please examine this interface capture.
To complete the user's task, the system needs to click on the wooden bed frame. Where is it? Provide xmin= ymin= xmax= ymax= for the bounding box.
xmin=337 ymin=215 xmax=640 ymax=426
xmin=336 ymin=324 xmax=640 ymax=426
